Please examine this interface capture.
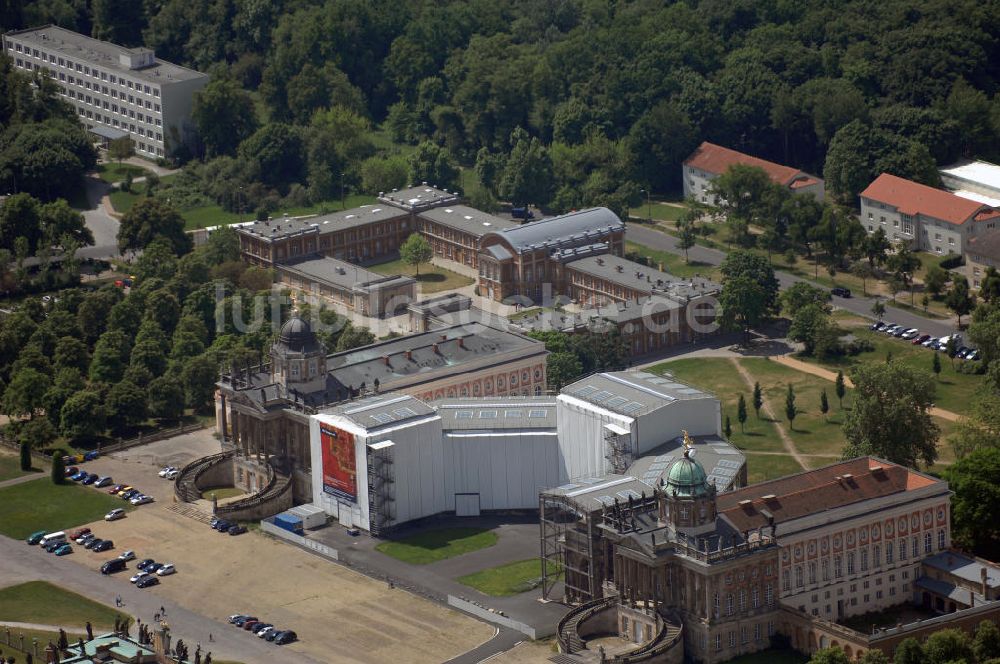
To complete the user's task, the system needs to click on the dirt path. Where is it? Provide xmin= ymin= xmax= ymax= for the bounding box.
xmin=770 ymin=356 xmax=961 ymax=423
xmin=729 ymin=358 xmax=808 ymax=470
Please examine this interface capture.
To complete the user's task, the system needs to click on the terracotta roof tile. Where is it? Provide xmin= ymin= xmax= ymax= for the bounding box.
xmin=718 ymin=457 xmax=940 ymax=533
xmin=683 ymin=142 xmax=805 ymax=186
xmin=860 ymin=173 xmax=991 ymax=226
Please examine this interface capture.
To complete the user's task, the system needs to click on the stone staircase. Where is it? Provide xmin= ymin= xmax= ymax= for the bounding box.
xmin=167 ymin=502 xmax=213 ymax=524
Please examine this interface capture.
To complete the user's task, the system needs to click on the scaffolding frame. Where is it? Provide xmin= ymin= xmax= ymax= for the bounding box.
xmin=367 ymin=442 xmax=395 ymax=537
xmin=604 ymin=425 xmax=632 ymax=475
xmin=540 ymin=494 xmax=601 ymax=604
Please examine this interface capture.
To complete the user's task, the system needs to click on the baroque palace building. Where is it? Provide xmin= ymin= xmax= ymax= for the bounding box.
xmin=549 ymin=448 xmax=1000 ymax=663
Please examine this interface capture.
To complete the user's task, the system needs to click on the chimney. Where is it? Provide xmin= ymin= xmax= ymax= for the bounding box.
xmin=432 ymin=343 xmax=440 ymax=354
xmin=405 ymin=350 xmax=412 ymax=361
xmin=457 ymin=337 xmax=465 ymax=349
xmin=382 ymin=355 xmax=390 ymax=365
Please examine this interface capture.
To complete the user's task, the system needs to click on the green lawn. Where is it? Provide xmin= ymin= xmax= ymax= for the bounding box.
xmin=743 ymin=452 xmax=810 ymax=485
xmin=722 ymin=649 xmax=808 ymax=664
xmin=0 ymin=478 xmax=134 ymax=540
xmin=458 ymin=558 xmax=561 ymax=597
xmin=0 ymin=453 xmax=39 ymax=482
xmin=108 ymin=189 xmax=144 ymax=214
xmin=0 ymin=581 xmax=126 ymax=629
xmin=630 ymin=200 xmax=688 ymax=223
xmin=796 ymin=325 xmax=985 ymax=416
xmin=625 ymin=241 xmax=721 ymax=281
xmin=200 ymin=486 xmax=244 ymax=500
xmin=95 ymin=163 xmax=150 ymax=184
xmin=369 ymin=258 xmax=474 ymax=294
xmin=375 ymin=527 xmax=498 ymax=565
xmin=0 ymin=625 xmax=66 ymax=655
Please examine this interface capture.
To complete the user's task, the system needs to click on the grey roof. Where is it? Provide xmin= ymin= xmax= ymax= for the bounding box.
xmin=326 ymin=322 xmax=546 ymax=394
xmin=279 ymin=256 xmax=414 ymax=293
xmin=419 ymin=205 xmax=518 ymax=237
xmin=320 ymin=393 xmax=436 ymax=431
xmin=508 ymin=298 xmax=683 ymax=335
xmin=915 ymin=577 xmax=974 ymax=605
xmin=923 ymin=551 xmax=1000 ymax=589
xmin=433 ymin=397 xmax=558 ymax=431
xmin=90 ymin=125 xmax=127 ymax=140
xmin=544 ymin=474 xmax=657 ymax=513
xmin=627 ymin=435 xmax=744 ymax=492
xmin=560 ymin=370 xmax=714 ymax=417
xmin=484 ymin=244 xmax=513 ymax=261
xmin=5 ymin=25 xmax=206 ymax=83
xmin=379 ymin=185 xmax=460 ymax=212
xmin=408 ymin=293 xmax=472 ymax=316
xmin=485 ymin=207 xmax=623 ymax=255
xmin=237 ymin=205 xmax=408 ymax=242
xmin=566 ymin=254 xmax=720 ymax=300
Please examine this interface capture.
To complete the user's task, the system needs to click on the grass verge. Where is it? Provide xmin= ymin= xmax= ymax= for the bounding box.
xmin=375 ymin=527 xmax=498 ymax=565
xmin=459 ymin=559 xmax=562 ymax=597
xmin=0 ymin=478 xmax=134 ymax=540
xmin=369 ymin=258 xmax=474 ymax=294
xmin=0 ymin=581 xmax=126 ymax=629
xmin=95 ymin=163 xmax=150 ymax=184
xmin=0 ymin=453 xmax=40 ymax=482
xmin=200 ymin=486 xmax=244 ymax=501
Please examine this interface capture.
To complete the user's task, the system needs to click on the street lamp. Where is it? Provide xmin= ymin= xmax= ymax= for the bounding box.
xmin=340 ymin=172 xmax=346 ymax=210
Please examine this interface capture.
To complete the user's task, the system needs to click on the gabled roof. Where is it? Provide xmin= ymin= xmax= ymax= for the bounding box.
xmin=718 ymin=457 xmax=941 ymax=532
xmin=860 ymin=173 xmax=992 ymax=226
xmin=683 ymin=142 xmax=805 ymax=186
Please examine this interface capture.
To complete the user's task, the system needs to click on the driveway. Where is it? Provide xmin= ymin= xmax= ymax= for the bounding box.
xmin=78 ymin=176 xmax=120 ymax=262
xmin=626 ymin=223 xmax=956 ymax=339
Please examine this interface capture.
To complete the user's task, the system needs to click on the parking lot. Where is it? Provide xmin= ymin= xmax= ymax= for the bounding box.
xmin=30 ymin=431 xmax=493 ymax=663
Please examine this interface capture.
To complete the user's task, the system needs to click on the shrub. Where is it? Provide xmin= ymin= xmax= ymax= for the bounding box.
xmin=51 ymin=449 xmax=66 ymax=485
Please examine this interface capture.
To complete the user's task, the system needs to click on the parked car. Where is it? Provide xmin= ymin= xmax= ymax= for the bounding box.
xmin=893 ymin=327 xmax=914 ymax=338
xmin=94 ymin=476 xmax=113 ymax=488
xmin=84 ymin=451 xmax=99 ymax=461
xmin=26 ymin=531 xmax=47 ymax=545
xmin=922 ymin=337 xmax=938 ymax=347
xmin=242 ymin=620 xmax=260 ymax=631
xmin=870 ymin=321 xmax=885 ymax=331
xmin=831 ymin=286 xmax=851 ymax=298
xmin=105 ymin=508 xmax=126 ymax=522
xmin=881 ymin=324 xmax=900 ymax=335
xmin=228 ymin=525 xmax=247 ymax=536
xmin=44 ymin=540 xmax=65 ymax=553
xmin=511 ymin=206 xmax=534 ymax=220
xmin=967 ymin=349 xmax=981 ymax=361
xmin=256 ymin=625 xmax=275 ymax=638
xmin=956 ymin=346 xmax=971 ymax=358
xmin=76 ymin=533 xmax=96 ymax=545
xmin=115 ymin=486 xmax=133 ymax=496
xmin=136 ymin=559 xmax=155 ymax=571
xmin=251 ymin=623 xmax=273 ymax=636
xmin=131 ymin=495 xmax=154 ymax=506
xmin=71 ymin=470 xmax=88 ymax=481
xmin=136 ymin=576 xmax=160 ymax=589
xmin=81 ymin=473 xmax=99 ymax=485
xmin=900 ymin=328 xmax=921 ymax=340
xmin=101 ymin=559 xmax=127 ymax=575
xmin=164 ymin=469 xmax=179 ymax=480
xmin=54 ymin=543 xmax=73 ymax=556
xmin=228 ymin=615 xmax=248 ymax=624
xmin=264 ymin=629 xmax=281 ymax=642
xmin=64 ymin=466 xmax=79 ymax=477
xmin=158 ymin=466 xmax=177 ymax=478
xmin=93 ymin=539 xmax=114 ymax=552
xmin=118 ymin=550 xmax=136 ymax=562
xmin=214 ymin=520 xmax=232 ymax=532
xmin=145 ymin=562 xmax=164 ymax=574
xmin=68 ymin=528 xmax=90 ymax=540
xmin=120 ymin=489 xmax=140 ymax=501
xmin=913 ymin=334 xmax=930 ymax=345
xmin=156 ymin=564 xmax=176 ymax=576
xmin=130 ymin=571 xmax=150 ymax=584
xmin=233 ymin=616 xmax=258 ymax=627
xmin=85 ymin=538 xmax=103 ymax=550
xmin=274 ymin=631 xmax=297 ymax=645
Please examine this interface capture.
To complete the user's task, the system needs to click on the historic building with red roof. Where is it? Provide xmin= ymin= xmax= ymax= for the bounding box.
xmin=549 ymin=451 xmax=1000 ymax=663
xmin=860 ymin=173 xmax=1000 ymax=257
xmin=682 ymin=142 xmax=825 ymax=204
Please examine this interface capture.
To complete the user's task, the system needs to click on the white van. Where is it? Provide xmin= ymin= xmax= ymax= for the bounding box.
xmin=40 ymin=532 xmax=66 ymax=546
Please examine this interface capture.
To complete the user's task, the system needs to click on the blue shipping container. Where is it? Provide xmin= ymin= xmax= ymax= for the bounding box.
xmin=273 ymin=514 xmax=303 ymax=535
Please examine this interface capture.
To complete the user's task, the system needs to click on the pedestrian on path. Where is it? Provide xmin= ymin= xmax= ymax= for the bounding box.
xmin=160 ymin=606 xmax=166 ymax=617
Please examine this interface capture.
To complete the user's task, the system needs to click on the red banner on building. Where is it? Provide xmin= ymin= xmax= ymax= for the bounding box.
xmin=321 ymin=424 xmax=357 ymax=503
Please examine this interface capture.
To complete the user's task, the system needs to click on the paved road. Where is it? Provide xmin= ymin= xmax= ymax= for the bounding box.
xmin=78 ymin=177 xmax=121 ymax=262
xmin=627 ymin=223 xmax=957 ymax=339
xmin=0 ymin=534 xmax=320 ymax=664
xmin=443 ymin=627 xmax=524 ymax=664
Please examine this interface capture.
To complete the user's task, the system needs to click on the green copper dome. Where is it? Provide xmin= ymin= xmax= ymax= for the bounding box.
xmin=665 ymin=452 xmax=711 ymax=497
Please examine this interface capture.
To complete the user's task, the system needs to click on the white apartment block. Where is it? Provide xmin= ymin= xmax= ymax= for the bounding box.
xmin=3 ymin=25 xmax=209 ymax=159
xmin=860 ymin=173 xmax=1000 ymax=257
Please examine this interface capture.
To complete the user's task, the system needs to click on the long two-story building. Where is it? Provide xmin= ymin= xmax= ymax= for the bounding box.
xmin=683 ymin=142 xmax=825 ymax=204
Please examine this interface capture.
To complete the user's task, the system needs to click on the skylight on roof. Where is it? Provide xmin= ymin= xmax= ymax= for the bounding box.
xmin=455 ymin=411 xmax=474 ymax=419
xmin=617 ymin=489 xmax=641 ymax=500
xmin=504 ymin=410 xmax=523 ymax=418
xmin=528 ymin=409 xmax=548 ymax=418
xmin=393 ymin=407 xmax=417 ymax=418
xmin=370 ymin=413 xmax=393 ymax=424
xmin=622 ymin=402 xmax=643 ymax=414
xmin=592 ymin=390 xmax=613 ymax=402
xmin=479 ymin=410 xmax=498 ymax=419
xmin=606 ymin=396 xmax=628 ymax=407
xmin=575 ymin=385 xmax=598 ymax=397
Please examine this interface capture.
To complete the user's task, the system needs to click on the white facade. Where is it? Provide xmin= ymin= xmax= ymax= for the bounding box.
xmin=555 ymin=388 xmax=721 ymax=482
xmin=861 ymin=196 xmax=969 ymax=255
xmin=3 ymin=26 xmax=208 ymax=158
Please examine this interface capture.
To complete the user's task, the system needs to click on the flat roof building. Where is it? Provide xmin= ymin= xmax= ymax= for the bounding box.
xmin=3 ymin=25 xmax=208 ymax=158
xmin=940 ymin=159 xmax=1000 ymax=207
